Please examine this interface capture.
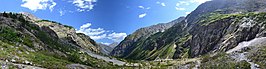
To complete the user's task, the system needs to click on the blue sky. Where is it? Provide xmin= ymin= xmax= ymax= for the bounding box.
xmin=0 ymin=0 xmax=210 ymax=45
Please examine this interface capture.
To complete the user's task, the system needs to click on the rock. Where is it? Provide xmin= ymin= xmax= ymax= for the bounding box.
xmin=25 ymin=51 xmax=29 ymax=54
xmin=5 ymin=60 xmax=8 ymax=62
xmin=255 ymin=64 xmax=260 ymax=68
xmin=66 ymin=64 xmax=93 ymax=69
xmin=24 ymin=60 xmax=30 ymax=65
xmin=11 ymin=59 xmax=16 ymax=62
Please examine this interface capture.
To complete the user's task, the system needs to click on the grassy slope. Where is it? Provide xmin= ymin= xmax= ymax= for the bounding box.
xmin=248 ymin=45 xmax=266 ymax=69
xmin=0 ymin=12 xmax=117 ymax=68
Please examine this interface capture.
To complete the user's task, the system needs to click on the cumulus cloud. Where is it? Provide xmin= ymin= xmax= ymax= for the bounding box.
xmin=21 ymin=0 xmax=57 ymax=11
xmin=107 ymin=33 xmax=127 ymax=42
xmin=76 ymin=23 xmax=106 ymax=40
xmin=90 ymin=34 xmax=107 ymax=40
xmin=72 ymin=0 xmax=97 ymax=12
xmin=76 ymin=23 xmax=127 ymax=42
xmin=138 ymin=13 xmax=147 ymax=18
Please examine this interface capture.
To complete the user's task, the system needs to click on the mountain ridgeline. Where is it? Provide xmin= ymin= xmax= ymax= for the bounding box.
xmin=110 ymin=0 xmax=266 ymax=60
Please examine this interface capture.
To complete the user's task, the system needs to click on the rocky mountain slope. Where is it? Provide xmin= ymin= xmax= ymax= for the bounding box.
xmin=0 ymin=12 xmax=121 ymax=68
xmin=111 ymin=0 xmax=266 ymax=61
xmin=98 ymin=42 xmax=119 ymax=55
xmin=110 ymin=16 xmax=185 ymax=57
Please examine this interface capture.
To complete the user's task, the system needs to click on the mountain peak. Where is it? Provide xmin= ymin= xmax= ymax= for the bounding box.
xmin=20 ymin=12 xmax=40 ymax=21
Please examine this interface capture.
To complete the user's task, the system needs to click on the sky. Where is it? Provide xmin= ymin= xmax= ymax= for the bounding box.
xmin=0 ymin=0 xmax=210 ymax=45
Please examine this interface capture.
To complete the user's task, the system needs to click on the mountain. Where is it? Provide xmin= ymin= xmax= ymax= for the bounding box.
xmin=109 ymin=42 xmax=119 ymax=48
xmin=0 ymin=12 xmax=120 ymax=68
xmin=110 ymin=0 xmax=266 ymax=60
xmin=98 ymin=42 xmax=119 ymax=55
xmin=110 ymin=17 xmax=185 ymax=57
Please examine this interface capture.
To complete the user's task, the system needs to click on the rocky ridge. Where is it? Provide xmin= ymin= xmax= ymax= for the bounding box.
xmin=0 ymin=12 xmax=121 ymax=68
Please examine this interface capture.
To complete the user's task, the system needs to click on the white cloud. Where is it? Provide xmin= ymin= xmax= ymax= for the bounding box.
xmin=21 ymin=0 xmax=57 ymax=11
xmin=80 ymin=23 xmax=92 ymax=30
xmin=76 ymin=23 xmax=106 ymax=40
xmin=90 ymin=34 xmax=106 ymax=40
xmin=72 ymin=0 xmax=97 ymax=12
xmin=161 ymin=3 xmax=166 ymax=6
xmin=156 ymin=1 xmax=160 ymax=4
xmin=107 ymin=33 xmax=127 ymax=42
xmin=49 ymin=1 xmax=56 ymax=11
xmin=175 ymin=7 xmax=186 ymax=11
xmin=59 ymin=10 xmax=65 ymax=16
xmin=101 ymin=42 xmax=111 ymax=45
xmin=138 ymin=6 xmax=151 ymax=10
xmin=77 ymin=9 xmax=85 ymax=12
xmin=146 ymin=7 xmax=151 ymax=9
xmin=185 ymin=12 xmax=191 ymax=14
xmin=156 ymin=1 xmax=166 ymax=7
xmin=176 ymin=1 xmax=190 ymax=7
xmin=86 ymin=28 xmax=106 ymax=35
xmin=175 ymin=0 xmax=211 ymax=8
xmin=76 ymin=23 xmax=127 ymax=42
xmin=138 ymin=6 xmax=145 ymax=9
xmin=59 ymin=11 xmax=63 ymax=16
xmin=175 ymin=0 xmax=211 ymax=12
xmin=190 ymin=0 xmax=211 ymax=4
xmin=138 ymin=13 xmax=147 ymax=18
